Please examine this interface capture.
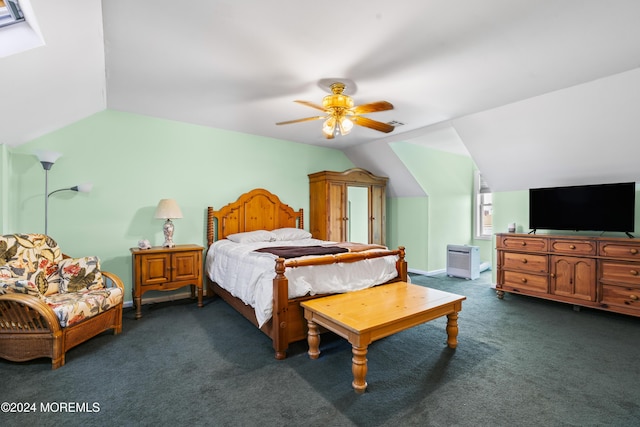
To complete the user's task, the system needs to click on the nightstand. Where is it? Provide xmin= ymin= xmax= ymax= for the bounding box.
xmin=130 ymin=244 xmax=204 ymax=319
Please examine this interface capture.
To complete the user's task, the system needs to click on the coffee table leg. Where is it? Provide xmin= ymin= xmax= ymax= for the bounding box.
xmin=307 ymin=320 xmax=321 ymax=359
xmin=446 ymin=312 xmax=459 ymax=348
xmin=351 ymin=345 xmax=368 ymax=393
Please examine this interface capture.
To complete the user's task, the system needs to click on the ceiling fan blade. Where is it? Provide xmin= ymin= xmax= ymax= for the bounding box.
xmin=351 ymin=101 xmax=394 ymax=114
xmin=352 ymin=116 xmax=395 ymax=133
xmin=294 ymin=100 xmax=327 ymax=111
xmin=276 ymin=116 xmax=326 ymax=125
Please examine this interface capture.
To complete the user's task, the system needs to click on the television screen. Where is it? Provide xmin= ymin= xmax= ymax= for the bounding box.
xmin=529 ymin=182 xmax=636 ymax=233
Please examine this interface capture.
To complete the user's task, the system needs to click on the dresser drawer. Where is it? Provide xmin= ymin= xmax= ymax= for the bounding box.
xmin=502 ymin=252 xmax=548 ymax=273
xmin=600 ymin=261 xmax=640 ymax=285
xmin=498 ymin=235 xmax=547 ymax=252
xmin=599 ymin=242 xmax=640 ymax=261
xmin=600 ymin=284 xmax=640 ymax=312
xmin=550 ymin=239 xmax=596 ymax=256
xmin=503 ymin=271 xmax=548 ymax=293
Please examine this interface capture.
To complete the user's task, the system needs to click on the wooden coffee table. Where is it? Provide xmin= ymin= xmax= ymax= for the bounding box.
xmin=301 ymin=281 xmax=466 ymax=393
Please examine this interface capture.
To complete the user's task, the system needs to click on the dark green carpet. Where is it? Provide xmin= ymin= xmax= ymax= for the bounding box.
xmin=1 ymin=271 xmax=639 ymax=426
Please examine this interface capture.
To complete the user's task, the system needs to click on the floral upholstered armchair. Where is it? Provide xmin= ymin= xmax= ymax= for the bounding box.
xmin=0 ymin=234 xmax=124 ymax=369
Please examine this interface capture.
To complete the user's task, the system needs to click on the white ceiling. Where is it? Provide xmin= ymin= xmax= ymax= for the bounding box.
xmin=4 ymin=0 xmax=640 ymax=193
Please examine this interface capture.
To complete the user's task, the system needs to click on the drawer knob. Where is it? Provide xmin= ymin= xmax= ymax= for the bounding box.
xmin=630 ymin=294 xmax=639 ymax=301
xmin=521 ymin=242 xmax=526 ymax=246
xmin=521 ymin=258 xmax=528 ymax=264
xmin=569 ymin=244 xmax=576 ymax=250
xmin=631 ymin=249 xmax=638 ymax=255
xmin=630 ymin=270 xmax=639 ymax=276
xmin=521 ymin=278 xmax=527 ymax=283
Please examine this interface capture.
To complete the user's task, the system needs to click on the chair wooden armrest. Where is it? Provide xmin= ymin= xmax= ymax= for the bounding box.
xmin=102 ymin=271 xmax=125 ymax=292
xmin=0 ymin=293 xmax=61 ymax=333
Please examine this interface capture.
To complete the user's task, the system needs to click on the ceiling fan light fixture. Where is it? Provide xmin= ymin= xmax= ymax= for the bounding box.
xmin=322 ymin=116 xmax=336 ymax=137
xmin=339 ymin=116 xmax=353 ymax=134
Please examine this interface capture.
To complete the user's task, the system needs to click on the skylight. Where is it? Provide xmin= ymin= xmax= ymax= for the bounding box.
xmin=0 ymin=0 xmax=24 ymax=28
xmin=0 ymin=0 xmax=44 ymax=58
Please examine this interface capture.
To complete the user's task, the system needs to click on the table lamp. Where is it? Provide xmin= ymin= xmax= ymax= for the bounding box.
xmin=154 ymin=199 xmax=183 ymax=247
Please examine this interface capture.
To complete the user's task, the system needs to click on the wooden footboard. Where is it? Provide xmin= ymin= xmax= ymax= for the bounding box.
xmin=271 ymin=246 xmax=407 ymax=359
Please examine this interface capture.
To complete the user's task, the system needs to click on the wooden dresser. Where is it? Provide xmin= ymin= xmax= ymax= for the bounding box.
xmin=496 ymin=233 xmax=640 ymax=317
xmin=308 ymin=168 xmax=387 ymax=245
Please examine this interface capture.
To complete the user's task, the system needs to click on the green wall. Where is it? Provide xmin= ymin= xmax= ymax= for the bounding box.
xmin=389 ymin=142 xmax=475 ymax=272
xmin=8 ymin=110 xmax=354 ymax=302
xmin=0 ymin=144 xmax=8 ymax=233
xmin=386 ymin=196 xmax=429 ymax=272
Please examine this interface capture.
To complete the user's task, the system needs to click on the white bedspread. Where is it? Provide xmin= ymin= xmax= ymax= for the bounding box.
xmin=205 ymin=238 xmax=399 ymax=327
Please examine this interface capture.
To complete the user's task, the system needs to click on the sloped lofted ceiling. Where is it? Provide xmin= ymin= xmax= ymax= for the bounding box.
xmin=4 ymin=1 xmax=640 ymax=194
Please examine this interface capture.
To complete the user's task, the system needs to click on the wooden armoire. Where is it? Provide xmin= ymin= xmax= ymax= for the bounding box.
xmin=308 ymin=168 xmax=388 ymax=245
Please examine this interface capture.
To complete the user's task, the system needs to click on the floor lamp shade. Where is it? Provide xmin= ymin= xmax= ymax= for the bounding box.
xmin=35 ymin=150 xmax=62 ymax=170
xmin=154 ymin=199 xmax=183 ymax=247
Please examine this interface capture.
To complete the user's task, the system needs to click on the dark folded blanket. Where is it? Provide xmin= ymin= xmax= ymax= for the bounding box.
xmin=254 ymin=245 xmax=349 ymax=259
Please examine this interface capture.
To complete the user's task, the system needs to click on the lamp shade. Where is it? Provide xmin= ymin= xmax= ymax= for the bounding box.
xmin=74 ymin=183 xmax=93 ymax=193
xmin=154 ymin=199 xmax=183 ymax=219
xmin=34 ymin=149 xmax=62 ymax=164
xmin=34 ymin=150 xmax=62 ymax=170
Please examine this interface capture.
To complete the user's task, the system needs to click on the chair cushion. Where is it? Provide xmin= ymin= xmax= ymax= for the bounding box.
xmin=44 ymin=286 xmax=123 ymax=327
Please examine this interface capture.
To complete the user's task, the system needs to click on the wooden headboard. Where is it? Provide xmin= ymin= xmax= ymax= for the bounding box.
xmin=207 ymin=188 xmax=304 ymax=246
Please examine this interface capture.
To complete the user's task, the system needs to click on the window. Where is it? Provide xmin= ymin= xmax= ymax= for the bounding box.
xmin=0 ymin=0 xmax=24 ymax=28
xmin=475 ymin=172 xmax=493 ymax=239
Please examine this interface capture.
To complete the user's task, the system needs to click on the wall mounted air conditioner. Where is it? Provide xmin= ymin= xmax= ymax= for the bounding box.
xmin=446 ymin=245 xmax=480 ymax=280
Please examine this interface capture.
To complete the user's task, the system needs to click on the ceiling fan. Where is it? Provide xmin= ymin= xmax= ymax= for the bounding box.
xmin=276 ymin=82 xmax=395 ymax=139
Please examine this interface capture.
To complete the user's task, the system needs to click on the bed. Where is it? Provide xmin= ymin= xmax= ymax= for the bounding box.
xmin=205 ymin=188 xmax=407 ymax=359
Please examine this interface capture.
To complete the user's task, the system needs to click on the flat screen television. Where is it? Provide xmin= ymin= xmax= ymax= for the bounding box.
xmin=529 ymin=182 xmax=636 ymax=233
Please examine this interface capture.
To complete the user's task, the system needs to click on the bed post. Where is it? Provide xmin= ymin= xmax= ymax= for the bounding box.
xmin=272 ymin=258 xmax=289 ymax=360
xmin=397 ymin=246 xmax=407 ymax=282
xmin=207 ymin=206 xmax=216 ymax=247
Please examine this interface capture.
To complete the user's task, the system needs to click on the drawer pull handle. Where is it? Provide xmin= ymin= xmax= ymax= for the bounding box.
xmin=630 ymin=294 xmax=639 ymax=301
xmin=631 ymin=249 xmax=638 ymax=255
xmin=521 ymin=242 xmax=526 ymax=246
xmin=521 ymin=259 xmax=528 ymax=264
xmin=569 ymin=245 xmax=576 ymax=250
xmin=630 ymin=270 xmax=639 ymax=276
xmin=521 ymin=278 xmax=527 ymax=283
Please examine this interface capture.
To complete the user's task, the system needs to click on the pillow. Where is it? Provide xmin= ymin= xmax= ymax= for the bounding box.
xmin=58 ymin=256 xmax=104 ymax=293
xmin=0 ymin=261 xmax=59 ymax=296
xmin=226 ymin=230 xmax=276 ymax=244
xmin=271 ymin=227 xmax=312 ymax=241
xmin=0 ymin=278 xmax=43 ymax=299
xmin=35 ymin=257 xmax=62 ymax=296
